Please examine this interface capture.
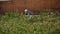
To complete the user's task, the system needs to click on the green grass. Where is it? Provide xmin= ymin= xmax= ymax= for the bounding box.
xmin=0 ymin=11 xmax=60 ymax=34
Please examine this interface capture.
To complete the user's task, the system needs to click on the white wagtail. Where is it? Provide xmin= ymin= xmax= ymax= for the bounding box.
xmin=24 ymin=9 xmax=34 ymax=19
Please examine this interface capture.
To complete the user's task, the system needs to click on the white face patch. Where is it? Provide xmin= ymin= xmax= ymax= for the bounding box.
xmin=25 ymin=9 xmax=28 ymax=12
xmin=24 ymin=9 xmax=28 ymax=13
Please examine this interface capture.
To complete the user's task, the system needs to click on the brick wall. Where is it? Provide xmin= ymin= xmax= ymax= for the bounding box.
xmin=0 ymin=0 xmax=60 ymax=14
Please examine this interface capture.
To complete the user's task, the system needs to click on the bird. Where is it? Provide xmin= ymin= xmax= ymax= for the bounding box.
xmin=24 ymin=9 xmax=34 ymax=19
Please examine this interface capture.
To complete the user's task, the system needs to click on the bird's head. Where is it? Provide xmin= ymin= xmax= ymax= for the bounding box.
xmin=24 ymin=9 xmax=28 ymax=12
xmin=24 ymin=9 xmax=28 ymax=15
